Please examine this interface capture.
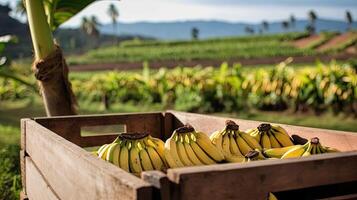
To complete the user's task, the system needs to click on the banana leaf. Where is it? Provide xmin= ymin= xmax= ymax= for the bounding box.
xmin=44 ymin=0 xmax=119 ymax=30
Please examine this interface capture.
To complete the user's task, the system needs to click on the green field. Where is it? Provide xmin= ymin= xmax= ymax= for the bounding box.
xmin=67 ymin=32 xmax=314 ymax=65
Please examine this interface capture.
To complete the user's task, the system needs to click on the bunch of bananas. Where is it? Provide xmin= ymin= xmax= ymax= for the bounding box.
xmin=247 ymin=123 xmax=294 ymax=149
xmin=97 ymin=133 xmax=167 ymax=174
xmin=164 ymin=125 xmax=225 ymax=168
xmin=210 ymin=120 xmax=262 ymax=163
xmin=264 ymin=137 xmax=339 ymax=159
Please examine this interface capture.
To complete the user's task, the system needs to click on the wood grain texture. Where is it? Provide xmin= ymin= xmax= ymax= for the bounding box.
xmin=142 ymin=171 xmax=171 ymax=200
xmin=167 ymin=151 xmax=357 ymax=200
xmin=20 ymin=190 xmax=28 ymax=200
xmin=25 ymin=120 xmax=153 ymax=200
xmin=20 ymin=150 xmax=26 ymax=194
xmin=169 ymin=111 xmax=357 ymax=151
xmin=25 ymin=157 xmax=59 ymax=200
xmin=34 ymin=112 xmax=164 ymax=147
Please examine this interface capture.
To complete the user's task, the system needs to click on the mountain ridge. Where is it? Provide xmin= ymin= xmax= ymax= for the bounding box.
xmin=100 ymin=19 xmax=357 ymax=40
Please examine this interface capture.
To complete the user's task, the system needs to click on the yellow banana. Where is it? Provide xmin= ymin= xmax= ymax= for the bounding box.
xmin=129 ymin=141 xmax=143 ymax=173
xmin=264 ymin=145 xmax=302 ymax=158
xmin=119 ymin=142 xmax=130 ymax=172
xmin=147 ymin=146 xmax=165 ymax=170
xmin=222 ymin=133 xmax=231 ymax=156
xmin=236 ymin=135 xmax=253 ymax=155
xmin=107 ymin=143 xmax=121 ymax=165
xmin=190 ymin=141 xmax=216 ymax=165
xmin=269 ymin=133 xmax=281 ymax=148
xmin=184 ymin=135 xmax=204 ymax=166
xmin=164 ymin=133 xmax=185 ymax=168
xmin=176 ymin=135 xmax=194 ymax=166
xmin=139 ymin=148 xmax=154 ymax=171
xmin=302 ymin=142 xmax=312 ymax=157
xmin=149 ymin=137 xmax=167 ymax=164
xmin=97 ymin=144 xmax=107 ymax=156
xmin=281 ymin=145 xmax=306 ymax=159
xmin=271 ymin=124 xmax=289 ymax=136
xmin=195 ymin=131 xmax=224 ymax=162
xmin=268 ymin=192 xmax=278 ymax=200
xmin=225 ymin=154 xmax=245 ymax=163
xmin=272 ymin=130 xmax=293 ymax=147
xmin=241 ymin=133 xmax=262 ymax=150
xmin=261 ymin=133 xmax=271 ymax=149
xmin=230 ymin=133 xmax=243 ymax=156
xmin=98 ymin=144 xmax=111 ymax=160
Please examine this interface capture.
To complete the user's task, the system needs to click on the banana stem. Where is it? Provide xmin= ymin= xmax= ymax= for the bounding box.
xmin=25 ymin=0 xmax=55 ymax=60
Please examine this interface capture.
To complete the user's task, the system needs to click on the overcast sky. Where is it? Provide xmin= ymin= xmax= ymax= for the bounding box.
xmin=1 ymin=0 xmax=356 ymax=27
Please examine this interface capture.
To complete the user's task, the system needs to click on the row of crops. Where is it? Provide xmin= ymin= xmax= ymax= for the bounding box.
xmin=67 ymin=32 xmax=313 ymax=65
xmin=1 ymin=62 xmax=356 ymax=115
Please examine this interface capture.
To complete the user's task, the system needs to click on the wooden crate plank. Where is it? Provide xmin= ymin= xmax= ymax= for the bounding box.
xmin=20 ymin=190 xmax=28 ymax=200
xmin=25 ymin=120 xmax=153 ymax=200
xmin=25 ymin=157 xmax=59 ymax=200
xmin=20 ymin=150 xmax=26 ymax=194
xmin=34 ymin=112 xmax=164 ymax=147
xmin=169 ymin=111 xmax=357 ymax=151
xmin=142 ymin=171 xmax=171 ymax=200
xmin=166 ymin=152 xmax=357 ymax=200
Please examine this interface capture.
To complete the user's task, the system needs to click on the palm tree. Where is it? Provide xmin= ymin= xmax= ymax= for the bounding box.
xmin=289 ymin=15 xmax=296 ymax=29
xmin=107 ymin=3 xmax=119 ymax=43
xmin=15 ymin=0 xmax=27 ymax=21
xmin=281 ymin=21 xmax=290 ymax=32
xmin=262 ymin=21 xmax=269 ymax=33
xmin=81 ymin=16 xmax=100 ymax=48
xmin=191 ymin=27 xmax=199 ymax=40
xmin=345 ymin=11 xmax=353 ymax=31
xmin=308 ymin=10 xmax=317 ymax=34
xmin=244 ymin=26 xmax=254 ymax=35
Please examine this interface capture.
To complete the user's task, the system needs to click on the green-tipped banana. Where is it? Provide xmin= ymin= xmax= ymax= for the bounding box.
xmin=129 ymin=141 xmax=143 ymax=173
xmin=165 ymin=132 xmax=185 ymax=168
xmin=176 ymin=135 xmax=194 ymax=166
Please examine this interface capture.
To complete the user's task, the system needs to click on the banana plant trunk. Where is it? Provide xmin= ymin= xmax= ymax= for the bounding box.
xmin=26 ymin=0 xmax=77 ymax=116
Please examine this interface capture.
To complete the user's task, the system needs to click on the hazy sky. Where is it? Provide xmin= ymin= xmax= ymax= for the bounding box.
xmin=1 ymin=0 xmax=356 ymax=27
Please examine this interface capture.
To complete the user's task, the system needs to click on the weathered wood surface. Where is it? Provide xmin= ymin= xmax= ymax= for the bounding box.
xmin=142 ymin=171 xmax=171 ymax=200
xmin=25 ymin=157 xmax=59 ymax=200
xmin=25 ymin=120 xmax=153 ymax=200
xmin=169 ymin=111 xmax=357 ymax=151
xmin=166 ymin=151 xmax=357 ymax=200
xmin=34 ymin=112 xmax=164 ymax=147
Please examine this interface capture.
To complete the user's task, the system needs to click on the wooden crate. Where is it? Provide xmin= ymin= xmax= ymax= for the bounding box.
xmin=20 ymin=111 xmax=357 ymax=200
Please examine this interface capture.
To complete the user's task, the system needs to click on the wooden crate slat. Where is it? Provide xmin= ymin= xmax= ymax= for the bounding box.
xmin=25 ymin=120 xmax=153 ymax=200
xmin=169 ymin=111 xmax=357 ymax=151
xmin=25 ymin=156 xmax=59 ymax=200
xmin=142 ymin=171 xmax=171 ymax=200
xmin=34 ymin=112 xmax=164 ymax=147
xmin=166 ymin=152 xmax=357 ymax=200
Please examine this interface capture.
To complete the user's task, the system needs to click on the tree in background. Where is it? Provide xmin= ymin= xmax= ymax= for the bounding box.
xmin=281 ymin=21 xmax=290 ymax=32
xmin=345 ymin=10 xmax=353 ymax=31
xmin=289 ymin=15 xmax=296 ymax=29
xmin=15 ymin=0 xmax=26 ymax=21
xmin=81 ymin=16 xmax=100 ymax=48
xmin=308 ymin=10 xmax=317 ymax=34
xmin=261 ymin=21 xmax=269 ymax=33
xmin=244 ymin=26 xmax=255 ymax=35
xmin=107 ymin=3 xmax=119 ymax=43
xmin=191 ymin=27 xmax=199 ymax=40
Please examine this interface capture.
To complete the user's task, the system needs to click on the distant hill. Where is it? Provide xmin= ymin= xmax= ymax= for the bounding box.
xmin=100 ymin=19 xmax=357 ymax=40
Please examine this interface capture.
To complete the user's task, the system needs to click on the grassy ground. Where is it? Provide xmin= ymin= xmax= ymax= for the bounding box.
xmin=1 ymin=97 xmax=356 ymax=149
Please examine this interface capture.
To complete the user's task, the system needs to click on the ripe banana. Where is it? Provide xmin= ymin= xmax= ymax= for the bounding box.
xmin=139 ymin=148 xmax=154 ymax=171
xmin=268 ymin=192 xmax=278 ymax=200
xmin=97 ymin=132 xmax=166 ymax=174
xmin=129 ymin=141 xmax=143 ymax=173
xmin=164 ymin=132 xmax=185 ymax=168
xmin=210 ymin=120 xmax=261 ymax=162
xmin=248 ymin=123 xmax=293 ymax=149
xmin=176 ymin=135 xmax=194 ymax=166
xmin=264 ymin=145 xmax=303 ymax=158
xmin=194 ymin=131 xmax=224 ymax=162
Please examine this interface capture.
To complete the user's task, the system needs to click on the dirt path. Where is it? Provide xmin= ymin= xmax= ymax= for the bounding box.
xmin=292 ymin=35 xmax=323 ymax=49
xmin=317 ymin=32 xmax=357 ymax=52
xmin=69 ymin=53 xmax=356 ymax=72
